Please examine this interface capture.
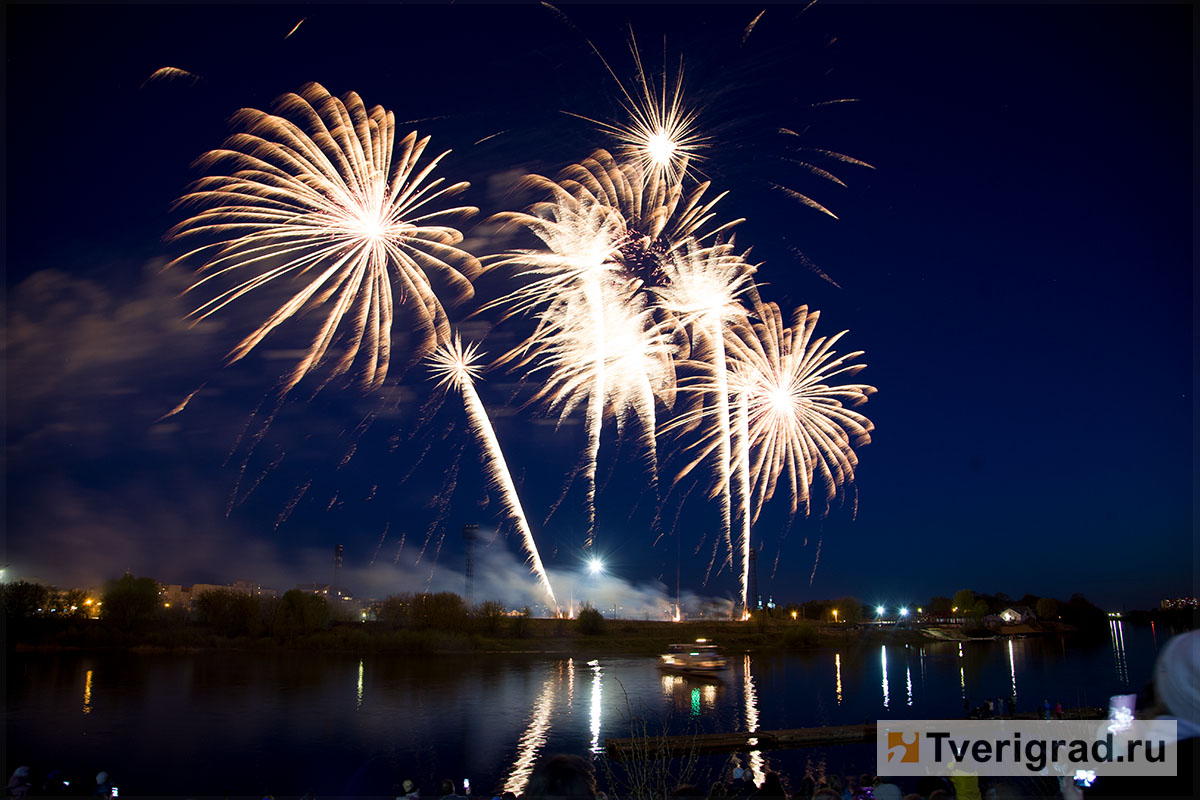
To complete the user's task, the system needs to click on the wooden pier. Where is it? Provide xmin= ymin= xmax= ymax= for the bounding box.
xmin=605 ymin=708 xmax=1104 ymax=761
xmin=605 ymin=723 xmax=877 ymax=761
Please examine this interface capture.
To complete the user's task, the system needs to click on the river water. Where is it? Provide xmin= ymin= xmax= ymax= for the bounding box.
xmin=6 ymin=622 xmax=1176 ymax=798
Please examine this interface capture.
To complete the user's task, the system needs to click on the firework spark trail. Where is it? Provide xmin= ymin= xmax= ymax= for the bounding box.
xmin=275 ymin=478 xmax=311 ymax=530
xmin=392 ymin=530 xmax=407 ymax=564
xmin=416 ymin=446 xmax=461 ymax=565
xmin=169 ymin=82 xmax=481 ymax=394
xmin=369 ymin=522 xmax=389 ymax=567
xmin=734 ymin=388 xmax=752 ymax=617
xmin=429 ymin=337 xmax=559 ymax=611
xmin=656 ymin=241 xmax=755 ymax=592
xmin=155 ymin=384 xmax=204 ymax=423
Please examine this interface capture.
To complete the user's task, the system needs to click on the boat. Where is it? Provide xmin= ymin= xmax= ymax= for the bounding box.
xmin=659 ymin=639 xmax=729 ymax=676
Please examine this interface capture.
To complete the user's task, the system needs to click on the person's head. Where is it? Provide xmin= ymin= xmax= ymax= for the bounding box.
xmin=522 ymin=754 xmax=596 ymax=800
xmin=826 ymin=774 xmax=842 ymax=793
xmin=759 ymin=771 xmax=786 ymax=797
xmin=812 ymin=790 xmax=840 ymax=800
xmin=442 ymin=780 xmax=456 ymax=796
xmin=97 ymin=772 xmax=110 ymax=786
xmin=732 ymin=768 xmax=745 ymax=783
xmin=1154 ymin=630 xmax=1200 ymax=727
xmin=404 ymin=780 xmax=416 ymax=794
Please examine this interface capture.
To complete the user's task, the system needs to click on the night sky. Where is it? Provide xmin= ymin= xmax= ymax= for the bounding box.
xmin=5 ymin=2 xmax=1193 ymax=613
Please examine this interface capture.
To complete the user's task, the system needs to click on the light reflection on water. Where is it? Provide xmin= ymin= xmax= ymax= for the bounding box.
xmin=9 ymin=630 xmax=1168 ymax=799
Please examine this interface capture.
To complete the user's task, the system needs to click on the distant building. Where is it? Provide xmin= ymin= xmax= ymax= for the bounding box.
xmin=1161 ymin=597 xmax=1198 ymax=610
xmin=999 ymin=606 xmax=1036 ymax=624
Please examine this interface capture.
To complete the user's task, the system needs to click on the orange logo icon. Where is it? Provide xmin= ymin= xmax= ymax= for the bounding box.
xmin=887 ymin=731 xmax=920 ymax=763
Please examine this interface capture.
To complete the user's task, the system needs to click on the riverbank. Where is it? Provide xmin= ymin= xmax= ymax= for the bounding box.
xmin=9 ymin=615 xmax=1074 ymax=656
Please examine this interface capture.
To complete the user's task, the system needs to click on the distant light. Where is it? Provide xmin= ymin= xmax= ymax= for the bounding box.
xmin=876 ymin=606 xmax=885 ymax=616
xmin=899 ymin=608 xmax=909 ymax=617
xmin=791 ymin=610 xmax=798 ymax=620
xmin=587 ymin=557 xmax=605 ymax=576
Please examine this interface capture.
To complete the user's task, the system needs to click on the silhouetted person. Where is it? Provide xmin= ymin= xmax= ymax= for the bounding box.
xmin=521 ymin=755 xmax=596 ymax=800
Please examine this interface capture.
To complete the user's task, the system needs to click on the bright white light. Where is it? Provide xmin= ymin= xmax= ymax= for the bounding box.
xmin=876 ymin=606 xmax=885 ymax=616
xmin=587 ymin=557 xmax=605 ymax=576
xmin=645 ymin=130 xmax=677 ymax=168
xmin=899 ymin=608 xmax=909 ymax=617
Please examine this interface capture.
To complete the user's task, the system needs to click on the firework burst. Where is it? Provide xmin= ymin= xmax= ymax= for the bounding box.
xmin=170 ymin=82 xmax=481 ymax=393
xmin=428 ymin=335 xmax=559 ymax=610
xmin=569 ymin=30 xmax=707 ymax=184
xmin=728 ymin=299 xmax=876 ymax=523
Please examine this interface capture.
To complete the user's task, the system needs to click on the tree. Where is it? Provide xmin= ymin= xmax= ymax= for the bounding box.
xmin=1036 ymin=597 xmax=1059 ymax=620
xmin=271 ymin=590 xmax=329 ymax=637
xmin=928 ymin=596 xmax=953 ymax=615
xmin=476 ymin=600 xmax=506 ymax=635
xmin=1 ymin=581 xmax=51 ymax=619
xmin=576 ymin=603 xmax=604 ymax=635
xmin=377 ymin=593 xmax=413 ymax=629
xmin=196 ymin=589 xmax=261 ymax=637
xmin=833 ymin=596 xmax=863 ymax=625
xmin=952 ymin=589 xmax=975 ymax=613
xmin=101 ymin=573 xmax=160 ymax=630
xmin=510 ymin=606 xmax=532 ymax=638
xmin=413 ymin=592 xmax=469 ymax=631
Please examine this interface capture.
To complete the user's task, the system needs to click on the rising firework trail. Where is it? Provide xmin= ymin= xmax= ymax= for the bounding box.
xmin=169 ymin=82 xmax=481 ymax=394
xmin=656 ymin=240 xmax=756 ymax=594
xmin=428 ymin=335 xmax=559 ymax=611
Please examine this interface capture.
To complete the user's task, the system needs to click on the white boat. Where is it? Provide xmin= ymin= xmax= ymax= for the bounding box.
xmin=659 ymin=639 xmax=729 ymax=675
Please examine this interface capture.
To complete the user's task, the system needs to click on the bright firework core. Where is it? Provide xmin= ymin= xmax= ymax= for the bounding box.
xmin=646 ymin=130 xmax=677 ymax=168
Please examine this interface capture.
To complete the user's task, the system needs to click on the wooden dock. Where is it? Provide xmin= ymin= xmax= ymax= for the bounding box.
xmin=605 ymin=708 xmax=1105 ymax=760
xmin=605 ymin=723 xmax=877 ymax=760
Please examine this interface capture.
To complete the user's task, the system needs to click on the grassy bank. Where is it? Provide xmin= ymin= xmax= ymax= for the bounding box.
xmin=9 ymin=615 xmax=935 ymax=655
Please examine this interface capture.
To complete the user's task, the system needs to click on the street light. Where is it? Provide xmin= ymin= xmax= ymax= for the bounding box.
xmin=832 ymin=609 xmax=839 ymax=623
xmin=876 ymin=606 xmax=885 ymax=616
xmin=899 ymin=607 xmax=909 ymax=617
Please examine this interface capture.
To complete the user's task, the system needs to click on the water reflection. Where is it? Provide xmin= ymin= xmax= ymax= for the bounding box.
xmin=505 ymin=665 xmax=560 ymax=795
xmin=588 ymin=660 xmax=602 ymax=755
xmin=905 ymin=663 xmax=913 ymax=707
xmin=880 ymin=646 xmax=890 ymax=710
xmin=958 ymin=643 xmax=966 ymax=700
xmin=743 ymin=654 xmax=764 ymax=786
xmin=1110 ymin=620 xmax=1129 ymax=685
xmin=357 ymin=659 xmax=364 ymax=709
xmin=834 ymin=654 xmax=842 ymax=706
xmin=82 ymin=669 xmax=93 ymax=714
xmin=1007 ymin=639 xmax=1018 ymax=704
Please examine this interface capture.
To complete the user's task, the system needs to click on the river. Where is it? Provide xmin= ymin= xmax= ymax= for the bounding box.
xmin=5 ymin=621 xmax=1177 ymax=798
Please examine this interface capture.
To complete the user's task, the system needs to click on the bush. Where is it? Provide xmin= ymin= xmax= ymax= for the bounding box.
xmin=577 ymin=603 xmax=605 ymax=635
xmin=782 ymin=621 xmax=819 ymax=648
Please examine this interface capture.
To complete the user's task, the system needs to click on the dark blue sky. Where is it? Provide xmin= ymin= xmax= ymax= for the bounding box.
xmin=5 ymin=2 xmax=1193 ymax=612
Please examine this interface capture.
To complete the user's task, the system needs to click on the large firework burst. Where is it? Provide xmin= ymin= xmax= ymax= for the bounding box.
xmin=169 ymin=82 xmax=481 ymax=392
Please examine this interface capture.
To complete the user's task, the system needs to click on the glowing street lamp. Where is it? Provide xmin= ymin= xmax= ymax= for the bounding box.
xmin=876 ymin=606 xmax=885 ymax=617
xmin=899 ymin=607 xmax=909 ymax=618
xmin=832 ymin=609 xmax=839 ymax=623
